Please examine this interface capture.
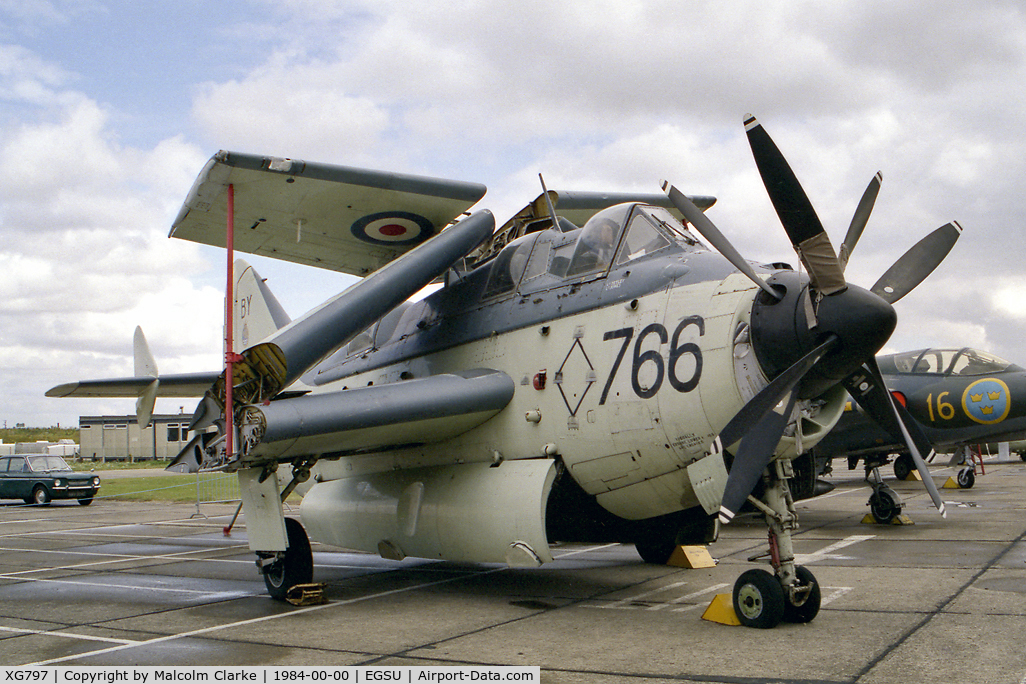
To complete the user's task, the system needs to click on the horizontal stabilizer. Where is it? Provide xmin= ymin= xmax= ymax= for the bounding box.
xmin=46 ymin=372 xmax=222 ymax=399
xmin=170 ymin=151 xmax=487 ymax=276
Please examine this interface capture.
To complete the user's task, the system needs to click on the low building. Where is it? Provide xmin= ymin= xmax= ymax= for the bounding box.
xmin=78 ymin=414 xmax=193 ymax=461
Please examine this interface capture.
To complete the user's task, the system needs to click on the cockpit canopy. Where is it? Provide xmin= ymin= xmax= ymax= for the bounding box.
xmin=331 ymin=202 xmax=704 ymax=363
xmin=480 ymin=202 xmax=701 ymax=300
xmin=886 ymin=348 xmax=1015 ymax=376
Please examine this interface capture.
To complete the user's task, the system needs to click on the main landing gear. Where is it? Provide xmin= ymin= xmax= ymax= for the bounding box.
xmin=948 ymin=445 xmax=977 ymax=489
xmin=732 ymin=459 xmax=821 ymax=629
xmin=253 ymin=459 xmax=317 ymax=601
xmin=865 ymin=456 xmax=904 ymax=524
xmin=259 ymin=517 xmax=314 ymax=600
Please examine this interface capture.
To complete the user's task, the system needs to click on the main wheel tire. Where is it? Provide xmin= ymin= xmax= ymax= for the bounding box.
xmin=634 ymin=538 xmax=676 ymax=565
xmin=634 ymin=514 xmax=717 ymax=564
xmin=869 ymin=488 xmax=900 ymax=524
xmin=32 ymin=486 xmax=51 ymax=506
xmin=78 ymin=497 xmax=93 ymax=506
xmin=262 ymin=517 xmax=314 ymax=601
xmin=957 ymin=467 xmax=976 ymax=489
xmin=893 ymin=454 xmax=914 ymax=481
xmin=782 ymin=565 xmax=821 ymax=623
xmin=733 ymin=569 xmax=785 ymax=629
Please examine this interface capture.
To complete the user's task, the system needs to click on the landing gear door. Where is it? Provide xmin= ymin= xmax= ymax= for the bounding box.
xmin=238 ymin=467 xmax=288 ymax=552
xmin=687 ymin=452 xmax=728 ymax=516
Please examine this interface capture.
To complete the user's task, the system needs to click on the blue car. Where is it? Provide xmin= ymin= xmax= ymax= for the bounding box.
xmin=0 ymin=454 xmax=100 ymax=505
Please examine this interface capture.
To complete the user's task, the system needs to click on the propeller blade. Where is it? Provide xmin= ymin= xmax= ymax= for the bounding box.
xmin=844 ymin=358 xmax=946 ymax=516
xmin=719 ymin=392 xmax=797 ymax=524
xmin=744 ymin=114 xmax=846 ymax=296
xmin=661 ymin=181 xmax=781 ymax=301
xmin=715 ymin=336 xmax=837 ymax=523
xmin=870 ymin=221 xmax=963 ymax=304
xmin=839 ymin=172 xmax=882 ymax=270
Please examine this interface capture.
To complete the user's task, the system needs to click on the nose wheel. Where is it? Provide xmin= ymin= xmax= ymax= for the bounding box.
xmin=733 ymin=569 xmax=785 ymax=629
xmin=731 ymin=459 xmax=822 ymax=628
xmin=868 ymin=485 xmax=902 ymax=524
xmin=949 ymin=446 xmax=977 ymax=489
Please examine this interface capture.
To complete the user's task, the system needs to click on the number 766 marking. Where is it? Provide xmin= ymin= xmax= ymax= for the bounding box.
xmin=599 ymin=315 xmax=704 ymax=404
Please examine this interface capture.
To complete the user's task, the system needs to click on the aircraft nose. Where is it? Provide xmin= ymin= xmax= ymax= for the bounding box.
xmin=749 ymin=271 xmax=896 ymax=399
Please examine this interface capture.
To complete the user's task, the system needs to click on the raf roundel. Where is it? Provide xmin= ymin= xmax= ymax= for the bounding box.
xmin=350 ymin=211 xmax=436 ymax=246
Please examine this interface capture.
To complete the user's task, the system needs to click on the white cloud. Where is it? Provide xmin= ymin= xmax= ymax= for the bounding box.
xmin=0 ymin=42 xmax=222 ymax=425
xmin=991 ymin=279 xmax=1026 ymax=320
xmin=191 ymin=56 xmax=391 ymax=163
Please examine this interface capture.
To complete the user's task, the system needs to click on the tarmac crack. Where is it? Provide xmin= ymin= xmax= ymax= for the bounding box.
xmin=851 ymin=525 xmax=1026 ymax=683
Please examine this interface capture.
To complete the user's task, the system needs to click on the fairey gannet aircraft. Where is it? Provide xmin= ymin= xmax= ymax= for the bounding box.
xmin=49 ymin=115 xmax=961 ymax=628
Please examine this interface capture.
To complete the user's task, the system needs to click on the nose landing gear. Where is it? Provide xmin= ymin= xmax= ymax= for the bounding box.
xmin=731 ymin=459 xmax=821 ymax=628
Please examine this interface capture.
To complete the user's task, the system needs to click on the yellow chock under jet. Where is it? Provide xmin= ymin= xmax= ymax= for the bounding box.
xmin=667 ymin=545 xmax=717 ymax=569
xmin=702 ymin=594 xmax=741 ymax=626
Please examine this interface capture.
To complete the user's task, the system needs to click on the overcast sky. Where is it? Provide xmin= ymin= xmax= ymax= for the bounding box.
xmin=2 ymin=0 xmax=1024 ymax=428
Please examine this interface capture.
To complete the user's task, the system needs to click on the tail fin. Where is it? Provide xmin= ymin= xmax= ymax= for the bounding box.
xmin=133 ymin=327 xmax=160 ymax=427
xmin=234 ymin=259 xmax=291 ymax=351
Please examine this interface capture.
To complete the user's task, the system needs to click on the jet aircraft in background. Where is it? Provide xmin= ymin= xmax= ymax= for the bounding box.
xmin=49 ymin=115 xmax=961 ymax=629
xmin=810 ymin=347 xmax=1026 ymax=522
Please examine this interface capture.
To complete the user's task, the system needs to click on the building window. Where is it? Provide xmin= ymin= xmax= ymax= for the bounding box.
xmin=167 ymin=426 xmax=180 ymax=442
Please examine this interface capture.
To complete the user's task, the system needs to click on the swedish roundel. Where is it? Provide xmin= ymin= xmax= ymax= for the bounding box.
xmin=351 ymin=211 xmax=435 ymax=246
xmin=962 ymin=377 xmax=1011 ymax=425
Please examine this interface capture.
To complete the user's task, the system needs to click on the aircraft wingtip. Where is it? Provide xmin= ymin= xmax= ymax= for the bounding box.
xmin=45 ymin=383 xmax=78 ymax=398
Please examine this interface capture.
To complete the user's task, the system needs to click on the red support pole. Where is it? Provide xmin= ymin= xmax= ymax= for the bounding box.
xmin=225 ymin=184 xmax=235 ymax=462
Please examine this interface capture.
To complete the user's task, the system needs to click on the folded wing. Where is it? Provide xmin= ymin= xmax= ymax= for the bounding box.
xmin=169 ymin=151 xmax=487 ymax=276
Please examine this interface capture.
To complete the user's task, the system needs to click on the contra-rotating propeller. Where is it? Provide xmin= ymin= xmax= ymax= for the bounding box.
xmin=664 ymin=114 xmax=960 ymax=523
